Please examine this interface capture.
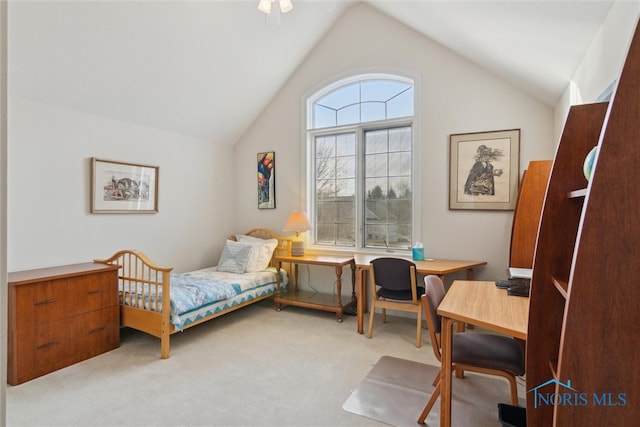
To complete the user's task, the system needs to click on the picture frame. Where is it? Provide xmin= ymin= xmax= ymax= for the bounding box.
xmin=258 ymin=151 xmax=276 ymax=209
xmin=90 ymin=158 xmax=159 ymax=213
xmin=449 ymin=129 xmax=520 ymax=210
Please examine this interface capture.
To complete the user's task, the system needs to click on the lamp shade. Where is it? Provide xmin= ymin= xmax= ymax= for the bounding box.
xmin=279 ymin=0 xmax=293 ymax=13
xmin=257 ymin=0 xmax=272 ymax=14
xmin=283 ymin=210 xmax=311 ymax=235
xmin=257 ymin=0 xmax=293 ymax=14
xmin=283 ymin=211 xmax=311 ymax=256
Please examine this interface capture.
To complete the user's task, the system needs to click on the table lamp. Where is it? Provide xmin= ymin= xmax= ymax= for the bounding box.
xmin=283 ymin=210 xmax=312 ymax=256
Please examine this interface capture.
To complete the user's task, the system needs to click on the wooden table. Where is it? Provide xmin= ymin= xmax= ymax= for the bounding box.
xmin=274 ymin=254 xmax=356 ymax=321
xmin=437 ymin=280 xmax=529 ymax=427
xmin=353 ymin=254 xmax=487 ymax=333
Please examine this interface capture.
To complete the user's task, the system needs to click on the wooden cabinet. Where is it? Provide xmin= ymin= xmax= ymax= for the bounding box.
xmin=8 ymin=262 xmax=120 ymax=385
xmin=509 ymin=160 xmax=552 ymax=269
xmin=526 ymin=18 xmax=640 ymax=426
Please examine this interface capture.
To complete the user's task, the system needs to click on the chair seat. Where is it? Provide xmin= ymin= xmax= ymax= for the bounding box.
xmin=452 ymin=333 xmax=525 ymax=376
xmin=378 ymin=286 xmax=425 ymax=301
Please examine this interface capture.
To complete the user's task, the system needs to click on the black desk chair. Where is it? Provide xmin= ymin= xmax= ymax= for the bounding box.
xmin=367 ymin=257 xmax=424 ymax=347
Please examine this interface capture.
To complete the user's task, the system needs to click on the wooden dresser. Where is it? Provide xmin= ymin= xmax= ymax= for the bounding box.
xmin=7 ymin=262 xmax=120 ymax=385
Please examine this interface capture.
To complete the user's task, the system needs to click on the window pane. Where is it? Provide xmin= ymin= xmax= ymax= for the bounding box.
xmin=336 ymin=133 xmax=356 ymax=156
xmin=365 ymin=224 xmax=388 ymax=248
xmin=336 ymin=223 xmax=355 ymax=246
xmin=365 ymin=130 xmax=388 ymax=154
xmin=363 ymin=126 xmax=412 ymax=249
xmin=316 ymin=136 xmax=336 ymax=158
xmin=314 ymin=104 xmax=336 ymax=129
xmin=316 ymin=222 xmax=336 ymax=244
xmin=361 ymin=80 xmax=411 ymax=102
xmin=318 ymin=84 xmax=359 ymax=109
xmin=337 ymin=178 xmax=355 ymax=197
xmin=361 ymin=101 xmax=386 ymax=123
xmin=390 ymin=177 xmax=411 ymax=199
xmin=365 ymin=153 xmax=387 ymax=178
xmin=337 ymin=198 xmax=355 ymax=222
xmin=337 ymin=104 xmax=360 ymax=126
xmin=314 ymin=131 xmax=356 ymax=246
xmin=365 ymin=177 xmax=388 ymax=199
xmin=316 ymin=179 xmax=335 ymax=198
xmin=316 ymin=158 xmax=335 ymax=181
xmin=311 ymin=78 xmax=413 ymax=130
xmin=388 ymin=87 xmax=414 ymax=119
xmin=389 ymin=126 xmax=412 ymax=152
xmin=336 ymin=158 xmax=355 ymax=179
xmin=389 ymin=152 xmax=411 ymax=176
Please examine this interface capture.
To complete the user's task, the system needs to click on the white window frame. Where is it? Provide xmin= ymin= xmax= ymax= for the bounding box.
xmin=302 ymin=72 xmax=422 ymax=255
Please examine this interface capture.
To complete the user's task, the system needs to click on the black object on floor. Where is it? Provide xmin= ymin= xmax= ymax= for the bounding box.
xmin=343 ymin=307 xmax=357 ymax=316
xmin=498 ymin=403 xmax=526 ymax=427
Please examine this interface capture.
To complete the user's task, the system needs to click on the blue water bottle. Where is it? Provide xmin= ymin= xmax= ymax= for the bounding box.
xmin=412 ymin=242 xmax=424 ymax=261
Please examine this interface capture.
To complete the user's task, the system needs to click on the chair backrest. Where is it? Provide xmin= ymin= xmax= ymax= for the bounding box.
xmin=422 ymin=275 xmax=447 ymax=360
xmin=370 ymin=257 xmax=416 ymax=291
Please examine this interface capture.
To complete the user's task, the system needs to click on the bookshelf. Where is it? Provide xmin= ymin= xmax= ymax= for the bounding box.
xmin=526 ymin=18 xmax=640 ymax=425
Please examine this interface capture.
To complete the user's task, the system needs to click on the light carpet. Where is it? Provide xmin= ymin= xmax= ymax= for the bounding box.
xmin=342 ymin=355 xmax=524 ymax=427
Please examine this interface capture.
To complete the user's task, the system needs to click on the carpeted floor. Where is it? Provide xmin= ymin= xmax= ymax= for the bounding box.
xmin=343 ymin=355 xmax=525 ymax=427
xmin=7 ymin=300 xmax=525 ymax=426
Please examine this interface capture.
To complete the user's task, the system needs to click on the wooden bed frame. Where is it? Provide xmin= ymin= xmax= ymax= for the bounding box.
xmin=94 ymin=228 xmax=292 ymax=359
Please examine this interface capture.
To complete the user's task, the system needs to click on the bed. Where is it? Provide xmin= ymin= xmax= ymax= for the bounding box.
xmin=94 ymin=228 xmax=292 ymax=359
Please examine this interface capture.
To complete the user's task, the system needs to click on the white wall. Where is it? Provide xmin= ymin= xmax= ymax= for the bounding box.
xmin=8 ymin=97 xmax=235 ymax=273
xmin=554 ymin=1 xmax=640 ymax=139
xmin=233 ymin=3 xmax=556 ymax=291
xmin=1 ymin=0 xmax=8 ymax=422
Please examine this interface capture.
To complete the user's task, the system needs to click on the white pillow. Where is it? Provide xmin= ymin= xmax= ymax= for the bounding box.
xmin=235 ymin=235 xmax=279 ymax=271
xmin=217 ymin=240 xmax=252 ymax=274
xmin=238 ymin=240 xmax=266 ymax=273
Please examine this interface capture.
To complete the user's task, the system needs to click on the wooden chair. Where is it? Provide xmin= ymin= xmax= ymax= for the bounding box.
xmin=367 ymin=257 xmax=424 ymax=347
xmin=418 ymin=275 xmax=525 ymax=424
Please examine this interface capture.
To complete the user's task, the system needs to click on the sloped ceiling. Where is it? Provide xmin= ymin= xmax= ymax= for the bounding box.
xmin=8 ymin=0 xmax=614 ymax=144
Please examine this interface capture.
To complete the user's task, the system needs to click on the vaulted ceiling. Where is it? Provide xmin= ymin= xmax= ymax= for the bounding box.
xmin=8 ymin=0 xmax=614 ymax=144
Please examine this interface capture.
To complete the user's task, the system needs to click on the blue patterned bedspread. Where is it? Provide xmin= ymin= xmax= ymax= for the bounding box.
xmin=169 ymin=273 xmax=241 ymax=316
xmin=120 ymin=267 xmax=285 ymax=330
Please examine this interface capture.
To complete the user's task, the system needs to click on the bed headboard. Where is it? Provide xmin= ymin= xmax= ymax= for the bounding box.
xmin=240 ymin=228 xmax=292 ymax=265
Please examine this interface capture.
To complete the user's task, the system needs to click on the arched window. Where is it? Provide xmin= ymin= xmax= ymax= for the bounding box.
xmin=306 ymin=74 xmax=417 ymax=251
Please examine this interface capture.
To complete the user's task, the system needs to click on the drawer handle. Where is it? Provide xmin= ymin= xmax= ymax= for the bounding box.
xmin=88 ymin=288 xmax=105 ymax=295
xmin=36 ymin=341 xmax=59 ymax=350
xmin=34 ymin=298 xmax=57 ymax=306
xmin=89 ymin=326 xmax=106 ymax=334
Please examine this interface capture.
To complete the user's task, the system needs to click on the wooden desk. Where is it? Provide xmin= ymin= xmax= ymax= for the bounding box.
xmin=437 ymin=280 xmax=528 ymax=427
xmin=353 ymin=255 xmax=487 ymax=333
xmin=274 ymin=254 xmax=356 ymax=321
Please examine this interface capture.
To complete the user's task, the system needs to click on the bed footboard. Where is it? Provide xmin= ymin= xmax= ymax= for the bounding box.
xmin=95 ymin=250 xmax=174 ymax=359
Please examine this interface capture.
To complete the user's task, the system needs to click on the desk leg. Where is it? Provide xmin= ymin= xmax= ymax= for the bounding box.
xmin=275 ymin=261 xmax=283 ymax=311
xmin=350 ymin=262 xmax=356 ymax=305
xmin=357 ymin=267 xmax=367 ymax=334
xmin=335 ymin=265 xmax=344 ymax=322
xmin=441 ymin=316 xmax=454 ymax=427
xmin=465 ymin=268 xmax=475 ymax=330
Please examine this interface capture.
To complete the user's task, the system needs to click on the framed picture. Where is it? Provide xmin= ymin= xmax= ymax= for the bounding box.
xmin=449 ymin=129 xmax=520 ymax=210
xmin=90 ymin=158 xmax=159 ymax=213
xmin=258 ymin=151 xmax=275 ymax=209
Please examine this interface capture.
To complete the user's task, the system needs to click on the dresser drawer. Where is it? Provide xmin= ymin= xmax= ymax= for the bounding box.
xmin=7 ymin=262 xmax=121 ymax=385
xmin=8 ymin=306 xmax=119 ymax=385
xmin=10 ymin=270 xmax=118 ymax=327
